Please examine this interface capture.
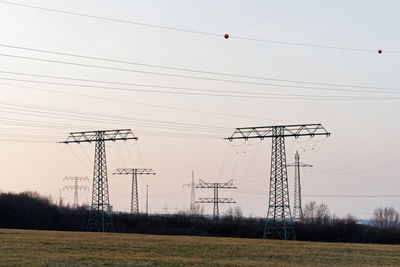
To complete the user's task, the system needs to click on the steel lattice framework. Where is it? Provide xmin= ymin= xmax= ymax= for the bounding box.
xmin=195 ymin=179 xmax=237 ymax=220
xmin=287 ymin=151 xmax=313 ymax=221
xmin=226 ymin=124 xmax=329 ymax=240
xmin=113 ymin=168 xmax=156 ymax=214
xmin=61 ymin=129 xmax=137 ymax=232
xmin=63 ymin=176 xmax=89 ymax=209
xmin=183 ymin=170 xmax=196 ymax=214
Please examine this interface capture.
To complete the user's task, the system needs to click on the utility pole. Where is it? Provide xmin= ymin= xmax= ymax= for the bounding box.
xmin=63 ymin=176 xmax=89 ymax=209
xmin=287 ymin=151 xmax=313 ymax=221
xmin=113 ymin=168 xmax=156 ymax=214
xmin=60 ymin=129 xmax=137 ymax=232
xmin=195 ymin=179 xmax=237 ymax=220
xmin=183 ymin=170 xmax=196 ymax=214
xmin=226 ymin=124 xmax=330 ymax=240
xmin=146 ymin=184 xmax=149 ymax=216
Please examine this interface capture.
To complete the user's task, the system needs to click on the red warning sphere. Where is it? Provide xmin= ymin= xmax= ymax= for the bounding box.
xmin=378 ymin=49 xmax=382 ymax=54
xmin=224 ymin=33 xmax=229 ymax=39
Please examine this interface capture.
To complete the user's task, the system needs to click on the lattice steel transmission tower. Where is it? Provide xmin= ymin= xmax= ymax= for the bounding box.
xmin=226 ymin=124 xmax=330 ymax=240
xmin=63 ymin=176 xmax=89 ymax=209
xmin=60 ymin=129 xmax=137 ymax=232
xmin=183 ymin=170 xmax=196 ymax=214
xmin=287 ymin=151 xmax=313 ymax=221
xmin=113 ymin=168 xmax=156 ymax=214
xmin=195 ymin=179 xmax=237 ymax=220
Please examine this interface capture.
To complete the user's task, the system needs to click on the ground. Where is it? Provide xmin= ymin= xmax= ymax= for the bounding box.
xmin=0 ymin=229 xmax=399 ymax=266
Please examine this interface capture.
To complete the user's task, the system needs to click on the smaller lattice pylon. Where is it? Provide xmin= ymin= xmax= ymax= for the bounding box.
xmin=183 ymin=170 xmax=196 ymax=214
xmin=113 ymin=168 xmax=156 ymax=214
xmin=195 ymin=179 xmax=237 ymax=220
xmin=287 ymin=151 xmax=313 ymax=221
xmin=63 ymin=176 xmax=89 ymax=209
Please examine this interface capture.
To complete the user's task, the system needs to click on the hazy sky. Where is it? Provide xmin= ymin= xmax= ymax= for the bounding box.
xmin=0 ymin=0 xmax=399 ymax=219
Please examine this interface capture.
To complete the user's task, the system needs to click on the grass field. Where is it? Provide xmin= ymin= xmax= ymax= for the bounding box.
xmin=0 ymin=229 xmax=399 ymax=266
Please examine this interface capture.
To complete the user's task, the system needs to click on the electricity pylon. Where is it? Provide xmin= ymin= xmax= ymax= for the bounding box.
xmin=287 ymin=151 xmax=312 ymax=221
xmin=60 ymin=129 xmax=137 ymax=232
xmin=63 ymin=176 xmax=89 ymax=208
xmin=113 ymin=168 xmax=156 ymax=214
xmin=57 ymin=189 xmax=66 ymax=206
xmin=195 ymin=179 xmax=237 ymax=220
xmin=226 ymin=124 xmax=330 ymax=240
xmin=183 ymin=170 xmax=196 ymax=214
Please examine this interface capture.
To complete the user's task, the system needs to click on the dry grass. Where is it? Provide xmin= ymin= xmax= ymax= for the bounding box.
xmin=0 ymin=228 xmax=399 ymax=266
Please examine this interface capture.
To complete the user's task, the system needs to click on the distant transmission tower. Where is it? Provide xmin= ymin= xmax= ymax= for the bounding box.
xmin=226 ymin=124 xmax=330 ymax=240
xmin=60 ymin=129 xmax=137 ymax=232
xmin=63 ymin=176 xmax=89 ymax=209
xmin=113 ymin=168 xmax=156 ymax=214
xmin=195 ymin=179 xmax=237 ymax=220
xmin=287 ymin=151 xmax=312 ymax=221
xmin=57 ymin=189 xmax=66 ymax=206
xmin=183 ymin=170 xmax=196 ymax=214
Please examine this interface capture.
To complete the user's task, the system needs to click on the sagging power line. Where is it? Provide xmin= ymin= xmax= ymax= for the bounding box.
xmin=0 ymin=44 xmax=398 ymax=90
xmin=0 ymin=1 xmax=396 ymax=53
xmin=1 ymin=53 xmax=400 ymax=97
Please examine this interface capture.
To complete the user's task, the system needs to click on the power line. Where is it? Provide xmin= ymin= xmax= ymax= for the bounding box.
xmin=1 ymin=70 xmax=400 ymax=98
xmin=0 ymin=81 xmax=284 ymax=123
xmin=2 ymin=76 xmax=400 ymax=101
xmin=0 ymin=115 xmax=225 ymax=140
xmin=1 ymin=53 xmax=400 ymax=96
xmin=237 ymin=190 xmax=400 ymax=198
xmin=0 ymin=101 xmax=231 ymax=132
xmin=0 ymin=1 xmax=219 ymax=36
xmin=0 ymin=1 xmax=398 ymax=53
xmin=324 ymin=135 xmax=400 ymax=171
xmin=0 ymin=118 xmax=225 ymax=139
xmin=134 ymin=130 xmax=222 ymax=140
xmin=304 ymin=194 xmax=400 ymax=198
xmin=1 ymin=43 xmax=399 ymax=91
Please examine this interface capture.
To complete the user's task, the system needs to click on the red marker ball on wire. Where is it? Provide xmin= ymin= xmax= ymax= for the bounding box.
xmin=224 ymin=33 xmax=229 ymax=39
xmin=378 ymin=49 xmax=382 ymax=54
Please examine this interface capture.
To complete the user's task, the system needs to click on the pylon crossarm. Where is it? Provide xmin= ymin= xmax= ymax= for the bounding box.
xmin=63 ymin=176 xmax=89 ymax=182
xmin=226 ymin=124 xmax=330 ymax=140
xmin=63 ymin=185 xmax=89 ymax=190
xmin=195 ymin=179 xmax=237 ymax=189
xmin=287 ymin=163 xmax=313 ymax=167
xmin=196 ymin=198 xmax=236 ymax=204
xmin=113 ymin=168 xmax=156 ymax=175
xmin=60 ymin=129 xmax=137 ymax=144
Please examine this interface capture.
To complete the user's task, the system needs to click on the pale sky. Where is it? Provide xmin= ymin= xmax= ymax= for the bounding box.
xmin=0 ymin=0 xmax=399 ymax=219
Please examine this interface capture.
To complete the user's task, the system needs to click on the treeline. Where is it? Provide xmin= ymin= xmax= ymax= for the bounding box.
xmin=0 ymin=191 xmax=87 ymax=231
xmin=0 ymin=192 xmax=399 ymax=244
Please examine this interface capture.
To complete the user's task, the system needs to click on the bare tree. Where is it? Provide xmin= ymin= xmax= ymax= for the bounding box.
xmin=315 ymin=203 xmax=330 ymax=224
xmin=303 ymin=201 xmax=317 ymax=223
xmin=303 ymin=201 xmax=331 ymax=224
xmin=223 ymin=207 xmax=234 ymax=220
xmin=223 ymin=206 xmax=243 ymax=221
xmin=234 ymin=206 xmax=243 ymax=221
xmin=372 ymin=207 xmax=400 ymax=229
xmin=195 ymin=204 xmax=205 ymax=216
